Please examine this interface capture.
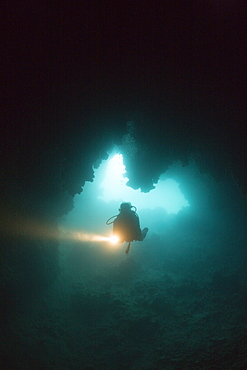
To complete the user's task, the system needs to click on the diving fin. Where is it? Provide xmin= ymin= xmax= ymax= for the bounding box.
xmin=125 ymin=242 xmax=131 ymax=254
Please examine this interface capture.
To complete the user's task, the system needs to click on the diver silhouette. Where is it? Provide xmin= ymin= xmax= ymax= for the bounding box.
xmin=107 ymin=202 xmax=148 ymax=254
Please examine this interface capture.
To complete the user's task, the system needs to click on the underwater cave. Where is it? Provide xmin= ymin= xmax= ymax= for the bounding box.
xmin=1 ymin=2 xmax=246 ymax=369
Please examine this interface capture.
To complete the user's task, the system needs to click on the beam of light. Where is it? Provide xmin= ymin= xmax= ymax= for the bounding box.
xmin=99 ymin=153 xmax=189 ymax=214
xmin=0 ymin=213 xmax=117 ymax=248
xmin=0 ymin=213 xmax=60 ymax=241
xmin=108 ymin=235 xmax=119 ymax=244
xmin=59 ymin=227 xmax=119 ymax=246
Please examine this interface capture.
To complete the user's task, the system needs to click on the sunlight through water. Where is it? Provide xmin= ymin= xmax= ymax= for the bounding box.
xmin=99 ymin=154 xmax=189 ymax=214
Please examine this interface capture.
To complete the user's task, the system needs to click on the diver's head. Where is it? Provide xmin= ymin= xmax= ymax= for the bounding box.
xmin=119 ymin=202 xmax=132 ymax=213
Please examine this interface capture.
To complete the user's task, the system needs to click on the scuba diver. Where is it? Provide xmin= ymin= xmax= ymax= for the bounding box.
xmin=107 ymin=202 xmax=148 ymax=254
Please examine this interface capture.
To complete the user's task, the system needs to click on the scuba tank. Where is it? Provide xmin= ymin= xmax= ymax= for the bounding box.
xmin=106 ymin=204 xmax=138 ymax=254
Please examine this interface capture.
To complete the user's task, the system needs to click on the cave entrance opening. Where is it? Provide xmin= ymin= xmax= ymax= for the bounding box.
xmin=59 ymin=151 xmax=190 ymax=241
xmin=99 ymin=153 xmax=189 ymax=215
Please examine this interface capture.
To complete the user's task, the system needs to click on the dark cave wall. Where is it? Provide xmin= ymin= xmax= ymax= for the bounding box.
xmin=0 ymin=115 xmax=127 ymax=315
xmin=1 ymin=1 xmax=246 ymax=318
xmin=121 ymin=110 xmax=246 ymax=196
xmin=2 ymin=0 xmax=246 ymax=200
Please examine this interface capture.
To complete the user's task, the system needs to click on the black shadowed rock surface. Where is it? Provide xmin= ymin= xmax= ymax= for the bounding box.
xmin=1 ymin=2 xmax=246 ymax=369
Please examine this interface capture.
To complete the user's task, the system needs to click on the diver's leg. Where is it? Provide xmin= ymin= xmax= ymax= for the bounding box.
xmin=140 ymin=227 xmax=148 ymax=241
xmin=125 ymin=242 xmax=131 ymax=254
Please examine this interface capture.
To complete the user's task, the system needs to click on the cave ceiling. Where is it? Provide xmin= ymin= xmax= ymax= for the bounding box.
xmin=1 ymin=2 xmax=246 ymax=214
